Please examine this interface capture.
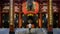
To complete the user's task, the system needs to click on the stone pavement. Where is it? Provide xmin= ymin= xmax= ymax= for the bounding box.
xmin=0 ymin=28 xmax=60 ymax=34
xmin=53 ymin=28 xmax=60 ymax=34
xmin=15 ymin=28 xmax=47 ymax=34
xmin=0 ymin=28 xmax=9 ymax=34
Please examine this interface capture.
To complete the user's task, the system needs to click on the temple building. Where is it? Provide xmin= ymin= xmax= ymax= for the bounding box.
xmin=0 ymin=0 xmax=60 ymax=34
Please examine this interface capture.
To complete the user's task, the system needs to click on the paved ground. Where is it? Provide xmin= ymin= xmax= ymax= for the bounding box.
xmin=15 ymin=28 xmax=47 ymax=34
xmin=0 ymin=28 xmax=9 ymax=34
xmin=53 ymin=28 xmax=60 ymax=34
xmin=0 ymin=28 xmax=60 ymax=34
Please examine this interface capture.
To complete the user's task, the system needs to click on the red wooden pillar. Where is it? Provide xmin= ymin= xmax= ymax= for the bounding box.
xmin=38 ymin=3 xmax=42 ymax=28
xmin=58 ymin=4 xmax=60 ymax=28
xmin=18 ymin=3 xmax=22 ymax=28
xmin=39 ymin=13 xmax=42 ymax=28
xmin=59 ymin=10 xmax=60 ymax=28
xmin=0 ymin=5 xmax=2 ymax=28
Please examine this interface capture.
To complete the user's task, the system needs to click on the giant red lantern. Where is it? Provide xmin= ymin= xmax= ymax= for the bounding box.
xmin=22 ymin=1 xmax=39 ymax=15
